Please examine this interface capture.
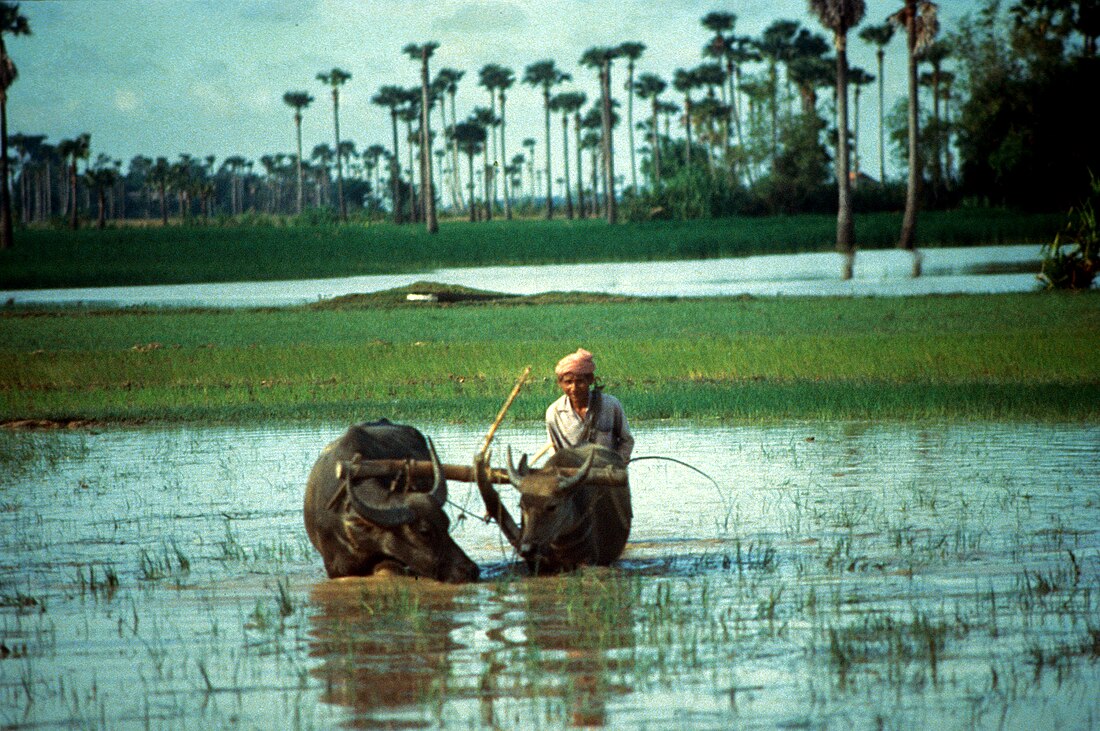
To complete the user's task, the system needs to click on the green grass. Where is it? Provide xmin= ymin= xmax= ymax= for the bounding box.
xmin=0 ymin=210 xmax=1062 ymax=289
xmin=1 ymin=290 xmax=1097 ymax=424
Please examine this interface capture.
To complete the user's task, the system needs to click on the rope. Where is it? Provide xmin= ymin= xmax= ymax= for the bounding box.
xmin=626 ymin=455 xmax=730 ymax=511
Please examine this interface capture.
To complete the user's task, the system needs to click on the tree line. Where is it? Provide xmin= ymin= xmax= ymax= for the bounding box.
xmin=1 ymin=0 xmax=1097 ymax=260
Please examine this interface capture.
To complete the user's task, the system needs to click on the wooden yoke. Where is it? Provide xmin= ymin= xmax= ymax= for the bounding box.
xmin=336 ymin=459 xmax=629 ymax=487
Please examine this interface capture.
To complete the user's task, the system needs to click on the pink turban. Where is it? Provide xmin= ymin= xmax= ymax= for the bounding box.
xmin=555 ymin=348 xmax=595 ymax=377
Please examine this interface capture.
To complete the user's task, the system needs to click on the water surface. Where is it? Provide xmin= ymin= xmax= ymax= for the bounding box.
xmin=1 ymin=245 xmax=1047 ymax=308
xmin=1 ymin=421 xmax=1097 ymax=728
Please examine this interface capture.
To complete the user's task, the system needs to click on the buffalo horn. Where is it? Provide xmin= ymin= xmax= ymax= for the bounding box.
xmin=557 ymin=449 xmax=597 ymax=492
xmin=347 ymin=488 xmax=415 ymax=528
xmin=426 ymin=437 xmax=448 ymax=507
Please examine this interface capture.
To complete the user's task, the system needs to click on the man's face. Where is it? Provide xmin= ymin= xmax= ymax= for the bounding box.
xmin=558 ymin=372 xmax=594 ymax=406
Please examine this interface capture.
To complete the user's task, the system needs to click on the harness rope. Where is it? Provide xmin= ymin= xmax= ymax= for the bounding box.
xmin=626 ymin=455 xmax=729 ymax=511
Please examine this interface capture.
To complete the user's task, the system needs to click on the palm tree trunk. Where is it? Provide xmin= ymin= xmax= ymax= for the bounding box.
xmin=332 ymin=90 xmax=346 ymax=222
xmin=561 ymin=114 xmax=574 ymax=219
xmin=419 ymin=53 xmax=438 ymax=234
xmin=449 ymin=91 xmax=464 ymax=210
xmin=684 ymin=96 xmax=694 ymax=168
xmin=627 ymin=62 xmax=637 ymax=191
xmin=651 ymin=99 xmax=662 ymax=188
xmin=574 ymin=114 xmax=585 ymax=217
xmin=899 ymin=2 xmax=921 ymax=261
xmin=543 ymin=90 xmax=553 ymax=218
xmin=0 ymin=89 xmax=13 ymax=250
xmin=500 ymin=93 xmax=512 ymax=220
xmin=294 ymin=114 xmax=304 ymax=215
xmin=69 ymin=161 xmax=78 ymax=230
xmin=466 ymin=151 xmax=476 ymax=222
xmin=600 ymin=61 xmax=617 ymax=224
xmin=390 ymin=112 xmax=402 ymax=223
xmin=876 ymin=49 xmax=886 ymax=184
xmin=835 ymin=38 xmax=855 ymax=279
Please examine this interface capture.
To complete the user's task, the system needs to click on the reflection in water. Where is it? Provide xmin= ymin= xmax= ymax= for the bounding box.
xmin=306 ymin=568 xmax=638 ymax=728
xmin=308 ymin=577 xmax=464 ymax=728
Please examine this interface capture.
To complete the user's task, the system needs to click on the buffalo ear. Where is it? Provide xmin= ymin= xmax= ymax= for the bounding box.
xmin=506 ymin=446 xmax=530 ymax=489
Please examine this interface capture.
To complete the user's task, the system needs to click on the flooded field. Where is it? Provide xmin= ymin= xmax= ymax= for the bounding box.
xmin=1 ymin=245 xmax=1046 ymax=308
xmin=1 ymin=420 xmax=1098 ymax=729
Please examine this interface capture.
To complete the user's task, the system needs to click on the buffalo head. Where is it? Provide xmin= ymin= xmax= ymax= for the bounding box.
xmin=305 ymin=421 xmax=479 ymax=583
xmin=506 ymin=445 xmax=605 ymax=572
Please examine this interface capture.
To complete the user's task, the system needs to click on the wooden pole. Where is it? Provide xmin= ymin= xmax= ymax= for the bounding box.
xmin=337 ymin=458 xmax=628 ymax=487
xmin=479 ymin=366 xmax=531 ymax=460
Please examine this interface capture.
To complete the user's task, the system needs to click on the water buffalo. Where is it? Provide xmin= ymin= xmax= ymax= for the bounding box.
xmin=304 ymin=420 xmax=479 ymax=583
xmin=500 ymin=443 xmax=632 ymax=574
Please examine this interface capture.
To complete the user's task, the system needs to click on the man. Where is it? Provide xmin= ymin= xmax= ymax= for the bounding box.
xmin=545 ymin=348 xmax=634 ymax=462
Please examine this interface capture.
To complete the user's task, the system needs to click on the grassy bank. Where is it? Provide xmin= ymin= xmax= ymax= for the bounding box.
xmin=0 ymin=209 xmax=1061 ymax=289
xmin=2 ymin=290 xmax=1096 ymax=425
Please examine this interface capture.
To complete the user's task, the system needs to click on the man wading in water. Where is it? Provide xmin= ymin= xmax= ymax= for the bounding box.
xmin=545 ymin=348 xmax=634 ymax=462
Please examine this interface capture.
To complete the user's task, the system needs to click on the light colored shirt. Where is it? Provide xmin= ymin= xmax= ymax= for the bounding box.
xmin=545 ymin=391 xmax=634 ymax=462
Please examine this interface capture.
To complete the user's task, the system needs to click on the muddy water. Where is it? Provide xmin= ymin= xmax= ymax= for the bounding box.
xmin=1 ymin=421 xmax=1098 ymax=729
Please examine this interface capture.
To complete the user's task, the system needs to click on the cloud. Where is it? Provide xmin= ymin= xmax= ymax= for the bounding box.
xmin=430 ymin=1 xmax=528 ymax=36
xmin=113 ymin=89 xmax=143 ymax=114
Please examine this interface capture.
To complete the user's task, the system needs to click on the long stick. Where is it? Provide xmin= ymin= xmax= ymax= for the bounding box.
xmin=338 ymin=458 xmax=628 ymax=486
xmin=531 ymin=441 xmax=554 ymax=465
xmin=478 ymin=366 xmax=531 ymax=460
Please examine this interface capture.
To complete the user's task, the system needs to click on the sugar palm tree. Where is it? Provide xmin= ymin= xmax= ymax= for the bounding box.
xmin=282 ymin=91 xmax=314 ymax=215
xmin=809 ymin=0 xmax=867 ymax=279
xmin=523 ymin=60 xmax=571 ymax=218
xmin=580 ymin=47 xmax=621 ymax=223
xmin=404 ymin=43 xmax=440 ymax=234
xmin=372 ymin=84 xmax=410 ymax=222
xmin=616 ymin=41 xmax=645 ymax=192
xmin=478 ymin=63 xmax=508 ymax=217
xmin=452 ymin=120 xmax=486 ymax=222
xmin=917 ymin=39 xmax=950 ymax=195
xmin=434 ymin=67 xmax=465 ymax=210
xmin=756 ymin=19 xmax=801 ymax=158
xmin=84 ymin=156 xmax=118 ymax=229
xmin=889 ymin=0 xmax=939 ymax=265
xmin=550 ymin=91 xmax=586 ymax=219
xmin=701 ymin=13 xmax=736 ymax=172
xmin=672 ymin=67 xmax=700 ymax=168
xmin=58 ymin=133 xmax=90 ymax=230
xmin=494 ymin=67 xmax=516 ymax=219
xmin=0 ymin=2 xmax=29 ymax=249
xmin=848 ymin=66 xmax=875 ymax=186
xmin=468 ymin=105 xmax=497 ymax=221
xmin=522 ymin=137 xmax=537 ymax=202
xmin=634 ymin=73 xmax=666 ymax=189
xmin=316 ymin=67 xmax=351 ymax=221
xmin=858 ymin=22 xmax=895 ymax=184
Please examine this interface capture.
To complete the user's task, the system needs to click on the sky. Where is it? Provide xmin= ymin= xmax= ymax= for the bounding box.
xmin=8 ymin=0 xmax=983 ymax=184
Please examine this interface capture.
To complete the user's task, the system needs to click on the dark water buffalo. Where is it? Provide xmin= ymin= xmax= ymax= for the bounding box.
xmin=503 ymin=443 xmax=632 ymax=574
xmin=304 ymin=420 xmax=479 ymax=583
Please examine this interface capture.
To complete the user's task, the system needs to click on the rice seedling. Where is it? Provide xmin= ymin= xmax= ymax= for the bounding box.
xmin=138 ymin=540 xmax=191 ymax=581
xmin=2 ymin=292 xmax=1097 ymax=424
xmin=74 ymin=563 xmax=120 ymax=601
